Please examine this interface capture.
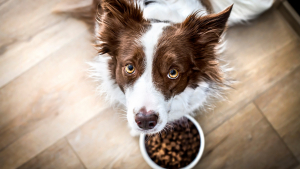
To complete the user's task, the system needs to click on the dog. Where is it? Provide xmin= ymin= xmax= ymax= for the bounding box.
xmin=55 ymin=0 xmax=273 ymax=136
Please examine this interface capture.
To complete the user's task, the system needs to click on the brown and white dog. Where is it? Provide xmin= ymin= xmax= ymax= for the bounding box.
xmin=57 ymin=0 xmax=273 ymax=135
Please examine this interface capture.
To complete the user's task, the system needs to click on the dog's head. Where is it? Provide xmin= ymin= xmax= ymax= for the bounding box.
xmin=96 ymin=0 xmax=232 ymax=134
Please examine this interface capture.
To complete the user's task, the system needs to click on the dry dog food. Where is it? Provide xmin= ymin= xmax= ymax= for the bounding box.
xmin=145 ymin=119 xmax=200 ymax=168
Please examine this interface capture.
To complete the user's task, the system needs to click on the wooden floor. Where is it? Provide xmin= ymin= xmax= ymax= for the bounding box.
xmin=0 ymin=0 xmax=300 ymax=168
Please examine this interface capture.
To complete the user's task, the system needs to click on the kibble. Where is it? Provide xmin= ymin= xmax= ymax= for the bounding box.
xmin=145 ymin=118 xmax=201 ymax=168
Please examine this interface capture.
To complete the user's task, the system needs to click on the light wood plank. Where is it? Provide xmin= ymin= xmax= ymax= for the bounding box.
xmin=255 ymin=66 xmax=300 ymax=162
xmin=0 ymin=91 xmax=69 ymax=151
xmin=195 ymin=9 xmax=300 ymax=134
xmin=0 ymin=19 xmax=92 ymax=128
xmin=195 ymin=103 xmax=298 ymax=169
xmin=0 ymin=17 xmax=89 ymax=88
xmin=66 ymin=107 xmax=151 ymax=169
xmin=17 ymin=138 xmax=85 ymax=169
xmin=0 ymin=30 xmax=107 ymax=168
xmin=0 ymin=0 xmax=68 ymax=52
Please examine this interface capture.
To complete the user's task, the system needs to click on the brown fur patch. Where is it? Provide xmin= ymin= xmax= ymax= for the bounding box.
xmin=96 ymin=0 xmax=151 ymax=92
xmin=152 ymin=5 xmax=233 ymax=99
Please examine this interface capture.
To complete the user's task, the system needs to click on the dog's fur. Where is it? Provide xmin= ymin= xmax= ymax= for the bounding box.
xmin=55 ymin=0 xmax=273 ymax=135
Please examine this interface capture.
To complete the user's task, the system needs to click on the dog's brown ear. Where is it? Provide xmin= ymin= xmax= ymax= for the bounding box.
xmin=97 ymin=0 xmax=146 ymax=56
xmin=101 ymin=0 xmax=145 ymax=25
xmin=178 ymin=5 xmax=232 ymax=83
xmin=180 ymin=5 xmax=233 ymax=45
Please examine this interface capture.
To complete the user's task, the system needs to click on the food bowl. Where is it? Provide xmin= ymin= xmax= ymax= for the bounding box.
xmin=139 ymin=115 xmax=205 ymax=169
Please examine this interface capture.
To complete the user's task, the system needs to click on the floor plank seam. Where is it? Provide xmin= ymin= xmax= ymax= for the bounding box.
xmin=0 ymin=39 xmax=17 ymax=56
xmin=64 ymin=105 xmax=111 ymax=139
xmin=0 ymin=113 xmax=59 ymax=153
xmin=23 ymin=16 xmax=69 ymax=44
xmin=253 ymin=101 xmax=300 ymax=164
xmin=204 ymin=100 xmax=254 ymax=136
xmin=65 ymin=137 xmax=88 ymax=169
xmin=14 ymin=141 xmax=53 ymax=169
xmin=0 ymin=20 xmax=69 ymax=89
xmin=252 ymin=64 xmax=300 ymax=104
xmin=0 ymin=105 xmax=108 ymax=168
xmin=0 ymin=0 xmax=11 ymax=8
xmin=0 ymin=133 xmax=22 ymax=152
xmin=14 ymin=108 xmax=106 ymax=169
xmin=0 ymin=13 xmax=68 ymax=56
xmin=0 ymin=17 xmax=87 ymax=90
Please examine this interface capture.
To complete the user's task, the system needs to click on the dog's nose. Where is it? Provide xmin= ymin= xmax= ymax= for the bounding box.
xmin=135 ymin=108 xmax=158 ymax=130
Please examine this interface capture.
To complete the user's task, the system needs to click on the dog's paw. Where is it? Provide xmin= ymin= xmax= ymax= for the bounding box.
xmin=130 ymin=129 xmax=140 ymax=137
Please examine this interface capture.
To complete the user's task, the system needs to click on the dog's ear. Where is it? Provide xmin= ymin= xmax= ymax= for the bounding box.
xmin=100 ymin=0 xmax=145 ymax=26
xmin=181 ymin=5 xmax=232 ymax=45
xmin=96 ymin=0 xmax=146 ymax=56
xmin=179 ymin=5 xmax=232 ymax=83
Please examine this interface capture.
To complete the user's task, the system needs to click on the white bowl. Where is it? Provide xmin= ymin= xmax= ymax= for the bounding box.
xmin=139 ymin=115 xmax=205 ymax=169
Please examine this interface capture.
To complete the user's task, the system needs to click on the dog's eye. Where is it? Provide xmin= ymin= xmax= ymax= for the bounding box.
xmin=125 ymin=64 xmax=135 ymax=74
xmin=168 ymin=69 xmax=179 ymax=79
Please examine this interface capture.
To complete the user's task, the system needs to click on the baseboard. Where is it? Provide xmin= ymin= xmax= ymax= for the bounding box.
xmin=278 ymin=1 xmax=300 ymax=37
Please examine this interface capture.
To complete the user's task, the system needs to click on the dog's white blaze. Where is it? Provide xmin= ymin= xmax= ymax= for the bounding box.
xmin=125 ymin=23 xmax=169 ymax=133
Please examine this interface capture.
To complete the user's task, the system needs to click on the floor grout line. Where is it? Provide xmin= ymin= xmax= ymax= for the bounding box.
xmin=11 ymin=106 xmax=108 ymax=168
xmin=204 ymin=101 xmax=249 ymax=136
xmin=65 ymin=137 xmax=88 ymax=169
xmin=251 ymin=63 xmax=300 ymax=105
xmin=0 ymin=0 xmax=11 ymax=8
xmin=253 ymin=102 xmax=300 ymax=165
xmin=15 ymin=138 xmax=66 ymax=169
xmin=0 ymin=16 xmax=90 ymax=90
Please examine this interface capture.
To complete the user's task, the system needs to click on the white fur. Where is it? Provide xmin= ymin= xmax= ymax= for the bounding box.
xmin=141 ymin=0 xmax=273 ymax=25
xmin=167 ymin=83 xmax=209 ymax=121
xmin=142 ymin=0 xmax=207 ymax=23
xmin=209 ymin=0 xmax=273 ymax=25
xmin=88 ymin=56 xmax=126 ymax=106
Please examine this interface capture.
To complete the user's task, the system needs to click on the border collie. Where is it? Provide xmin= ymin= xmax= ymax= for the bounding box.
xmin=56 ymin=0 xmax=273 ymax=136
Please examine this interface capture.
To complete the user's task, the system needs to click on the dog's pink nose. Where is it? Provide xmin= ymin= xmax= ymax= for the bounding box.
xmin=135 ymin=108 xmax=158 ymax=130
